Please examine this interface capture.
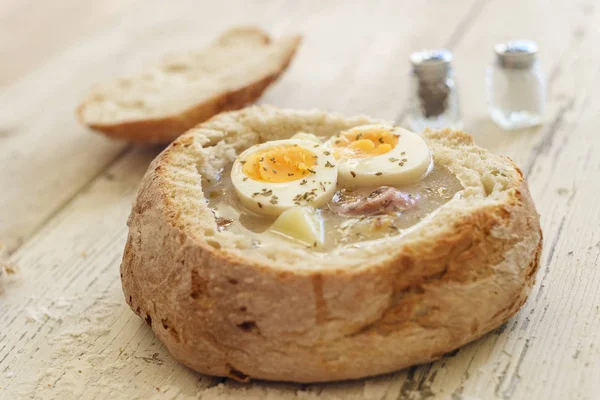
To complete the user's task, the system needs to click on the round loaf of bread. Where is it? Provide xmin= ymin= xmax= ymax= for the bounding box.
xmin=120 ymin=106 xmax=542 ymax=382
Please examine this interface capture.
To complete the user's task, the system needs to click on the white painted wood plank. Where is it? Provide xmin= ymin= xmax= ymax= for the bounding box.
xmin=0 ymin=0 xmax=138 ymax=87
xmin=7 ymin=0 xmax=599 ymax=399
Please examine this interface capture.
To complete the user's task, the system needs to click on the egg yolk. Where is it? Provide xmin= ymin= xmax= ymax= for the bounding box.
xmin=331 ymin=127 xmax=398 ymax=160
xmin=242 ymin=145 xmax=317 ymax=183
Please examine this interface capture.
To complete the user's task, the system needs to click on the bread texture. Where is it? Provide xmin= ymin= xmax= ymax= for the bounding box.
xmin=77 ymin=27 xmax=301 ymax=144
xmin=120 ymin=106 xmax=542 ymax=382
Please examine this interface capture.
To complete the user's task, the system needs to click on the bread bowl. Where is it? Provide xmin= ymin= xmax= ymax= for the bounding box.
xmin=77 ymin=27 xmax=301 ymax=144
xmin=120 ymin=106 xmax=542 ymax=382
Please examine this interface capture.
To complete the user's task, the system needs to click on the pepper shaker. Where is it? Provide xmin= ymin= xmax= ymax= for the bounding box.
xmin=487 ymin=40 xmax=545 ymax=130
xmin=407 ymin=49 xmax=462 ymax=132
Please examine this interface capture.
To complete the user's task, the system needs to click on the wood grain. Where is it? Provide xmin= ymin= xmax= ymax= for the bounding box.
xmin=1 ymin=0 xmax=599 ymax=399
xmin=0 ymin=0 xmax=138 ymax=87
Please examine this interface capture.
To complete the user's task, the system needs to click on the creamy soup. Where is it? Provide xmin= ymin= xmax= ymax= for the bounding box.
xmin=203 ymin=163 xmax=463 ymax=251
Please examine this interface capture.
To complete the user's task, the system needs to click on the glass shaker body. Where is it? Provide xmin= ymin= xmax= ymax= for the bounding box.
xmin=487 ymin=40 xmax=545 ymax=130
xmin=407 ymin=50 xmax=462 ymax=133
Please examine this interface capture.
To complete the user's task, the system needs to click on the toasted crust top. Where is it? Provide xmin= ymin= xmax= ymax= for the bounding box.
xmin=141 ymin=105 xmax=530 ymax=272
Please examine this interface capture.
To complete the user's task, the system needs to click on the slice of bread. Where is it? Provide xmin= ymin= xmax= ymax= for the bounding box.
xmin=121 ymin=106 xmax=542 ymax=382
xmin=77 ymin=28 xmax=301 ymax=144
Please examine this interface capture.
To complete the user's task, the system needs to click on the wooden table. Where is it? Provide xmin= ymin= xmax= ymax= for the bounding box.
xmin=1 ymin=1 xmax=598 ymax=399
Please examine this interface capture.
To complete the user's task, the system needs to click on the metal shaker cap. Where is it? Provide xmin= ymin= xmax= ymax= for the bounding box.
xmin=495 ymin=40 xmax=538 ymax=69
xmin=410 ymin=49 xmax=453 ymax=82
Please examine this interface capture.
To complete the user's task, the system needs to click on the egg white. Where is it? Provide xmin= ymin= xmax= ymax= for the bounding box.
xmin=231 ymin=139 xmax=339 ymax=217
xmin=326 ymin=126 xmax=432 ymax=186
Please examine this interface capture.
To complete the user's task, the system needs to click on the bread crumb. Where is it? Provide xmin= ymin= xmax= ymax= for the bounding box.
xmin=0 ymin=247 xmax=18 ymax=292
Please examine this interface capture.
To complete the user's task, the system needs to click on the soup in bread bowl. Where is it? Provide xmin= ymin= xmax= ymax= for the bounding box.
xmin=121 ymin=106 xmax=542 ymax=382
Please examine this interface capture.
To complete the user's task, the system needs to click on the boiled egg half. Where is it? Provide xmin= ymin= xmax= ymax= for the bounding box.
xmin=231 ymin=139 xmax=338 ymax=217
xmin=325 ymin=124 xmax=432 ymax=186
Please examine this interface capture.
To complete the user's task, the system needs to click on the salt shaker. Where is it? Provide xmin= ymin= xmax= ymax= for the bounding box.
xmin=487 ymin=40 xmax=545 ymax=130
xmin=407 ymin=49 xmax=462 ymax=132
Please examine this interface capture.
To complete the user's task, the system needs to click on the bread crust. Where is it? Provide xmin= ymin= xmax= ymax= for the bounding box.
xmin=77 ymin=27 xmax=301 ymax=144
xmin=120 ymin=106 xmax=542 ymax=382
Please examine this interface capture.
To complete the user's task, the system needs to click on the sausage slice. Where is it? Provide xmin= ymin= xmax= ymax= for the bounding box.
xmin=330 ymin=187 xmax=418 ymax=216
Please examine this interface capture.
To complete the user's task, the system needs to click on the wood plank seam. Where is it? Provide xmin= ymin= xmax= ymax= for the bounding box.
xmin=444 ymin=0 xmax=491 ymax=49
xmin=4 ymin=145 xmax=132 ymax=257
xmin=523 ymin=98 xmax=575 ymax=176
